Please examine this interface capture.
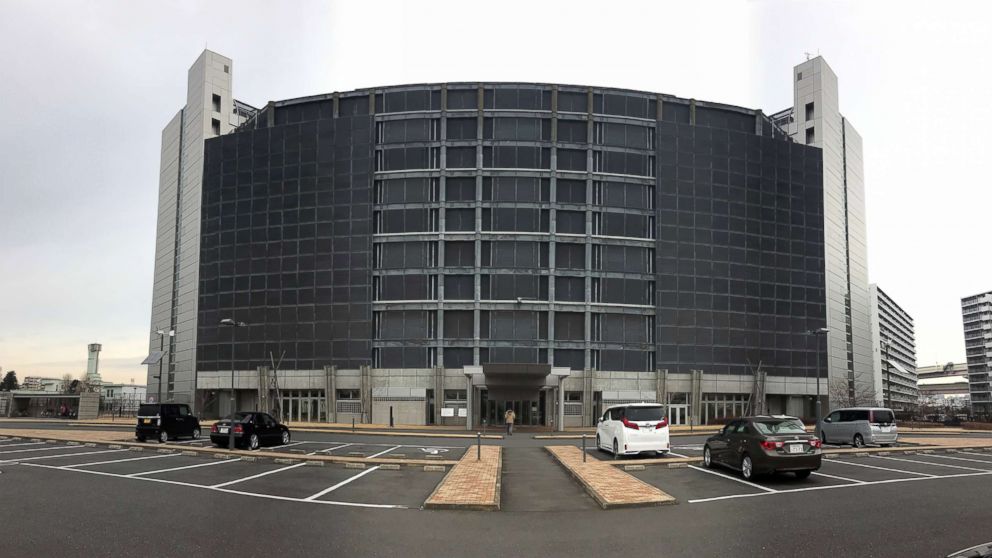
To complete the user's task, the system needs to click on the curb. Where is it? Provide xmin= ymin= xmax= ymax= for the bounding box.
xmin=546 ymin=446 xmax=676 ymax=509
xmin=423 ymin=446 xmax=502 ymax=511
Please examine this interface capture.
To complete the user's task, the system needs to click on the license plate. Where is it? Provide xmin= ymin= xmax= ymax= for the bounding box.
xmin=880 ymin=426 xmax=890 ymax=432
xmin=219 ymin=427 xmax=229 ymax=434
xmin=143 ymin=419 xmax=151 ymax=424
xmin=788 ymin=444 xmax=804 ymax=454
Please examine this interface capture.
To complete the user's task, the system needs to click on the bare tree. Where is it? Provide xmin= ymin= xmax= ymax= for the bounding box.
xmin=62 ymin=373 xmax=74 ymax=393
xmin=828 ymin=378 xmax=880 ymax=408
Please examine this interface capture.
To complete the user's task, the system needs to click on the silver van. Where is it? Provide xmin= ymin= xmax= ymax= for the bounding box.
xmin=815 ymin=407 xmax=898 ymax=448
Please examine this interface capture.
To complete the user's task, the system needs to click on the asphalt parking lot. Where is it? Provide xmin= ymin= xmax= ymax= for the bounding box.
xmin=4 ymin=428 xmax=992 ymax=557
xmin=0 ymin=436 xmax=448 ymax=509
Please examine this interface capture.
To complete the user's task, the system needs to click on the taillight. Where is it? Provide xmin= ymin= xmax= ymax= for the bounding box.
xmin=656 ymin=417 xmax=668 ymax=429
xmin=810 ymin=438 xmax=822 ymax=449
xmin=210 ymin=424 xmax=218 ymax=433
xmin=233 ymin=424 xmax=243 ymax=434
xmin=621 ymin=417 xmax=640 ymax=430
xmin=760 ymin=440 xmax=784 ymax=450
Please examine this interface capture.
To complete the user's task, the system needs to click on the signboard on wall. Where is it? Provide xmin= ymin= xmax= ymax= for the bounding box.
xmin=457 ymin=408 xmax=467 ymax=417
xmin=441 ymin=407 xmax=455 ymax=417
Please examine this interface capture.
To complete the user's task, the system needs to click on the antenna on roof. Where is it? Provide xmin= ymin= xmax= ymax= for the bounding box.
xmin=804 ymin=51 xmax=812 ymax=61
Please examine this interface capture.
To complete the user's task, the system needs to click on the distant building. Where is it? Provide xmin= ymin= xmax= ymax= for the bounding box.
xmin=869 ymin=285 xmax=918 ymax=412
xmin=917 ymin=362 xmax=970 ymax=411
xmin=961 ymin=291 xmax=992 ymax=418
xmin=100 ymin=383 xmax=147 ymax=413
xmin=21 ymin=377 xmax=65 ymax=392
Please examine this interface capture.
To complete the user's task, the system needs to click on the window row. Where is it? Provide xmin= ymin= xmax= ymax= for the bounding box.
xmin=377 ymin=117 xmax=655 ymax=148
xmin=374 ymin=177 xmax=654 ymax=210
xmin=374 ymin=241 xmax=654 ymax=273
xmin=373 ymin=208 xmax=654 ymax=237
xmin=373 ymin=310 xmax=654 ymax=344
xmin=375 ymin=146 xmax=654 ymax=175
xmin=372 ymin=274 xmax=654 ymax=305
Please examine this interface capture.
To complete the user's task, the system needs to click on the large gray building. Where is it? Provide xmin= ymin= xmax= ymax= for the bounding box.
xmin=147 ymin=51 xmax=873 ymax=429
xmin=961 ymin=290 xmax=992 ymax=418
xmin=869 ymin=284 xmax=917 ymax=412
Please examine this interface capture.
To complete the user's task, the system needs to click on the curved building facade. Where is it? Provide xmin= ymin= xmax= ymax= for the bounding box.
xmin=150 ymin=51 xmax=877 ymax=428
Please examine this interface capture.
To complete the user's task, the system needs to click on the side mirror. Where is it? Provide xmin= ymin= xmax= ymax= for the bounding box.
xmin=823 ymin=417 xmax=832 ymax=423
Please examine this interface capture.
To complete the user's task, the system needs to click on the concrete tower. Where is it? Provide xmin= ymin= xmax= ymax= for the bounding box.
xmin=86 ymin=343 xmax=103 ymax=386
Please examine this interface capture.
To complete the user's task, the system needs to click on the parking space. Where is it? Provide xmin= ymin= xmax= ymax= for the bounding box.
xmin=626 ymin=450 xmax=992 ymax=505
xmin=3 ymin=440 xmax=448 ymax=510
xmin=127 ymin=437 xmax=466 ymax=461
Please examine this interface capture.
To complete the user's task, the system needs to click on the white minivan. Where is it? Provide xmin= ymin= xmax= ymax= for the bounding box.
xmin=596 ymin=403 xmax=670 ymax=457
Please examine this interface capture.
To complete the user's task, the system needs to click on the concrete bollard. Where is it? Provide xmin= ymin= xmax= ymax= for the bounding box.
xmin=109 ymin=444 xmax=123 ymax=449
xmin=667 ymin=462 xmax=689 ymax=469
xmin=240 ymin=456 xmax=259 ymax=463
xmin=66 ymin=441 xmax=81 ymax=446
xmin=84 ymin=443 xmax=97 ymax=447
xmin=305 ymin=460 xmax=325 ymax=467
xmin=213 ymin=453 xmax=233 ymax=460
xmin=423 ymin=465 xmax=446 ymax=472
xmin=854 ymin=452 xmax=869 ymax=458
xmin=181 ymin=451 xmax=198 ymax=457
xmin=157 ymin=449 xmax=173 ymax=454
xmin=379 ymin=464 xmax=401 ymax=470
xmin=274 ymin=458 xmax=300 ymax=465
xmin=345 ymin=462 xmax=366 ymax=469
xmin=129 ymin=447 xmax=144 ymax=452
xmin=624 ymin=465 xmax=646 ymax=471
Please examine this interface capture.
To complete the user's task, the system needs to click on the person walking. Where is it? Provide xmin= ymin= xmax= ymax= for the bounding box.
xmin=504 ymin=407 xmax=516 ymax=436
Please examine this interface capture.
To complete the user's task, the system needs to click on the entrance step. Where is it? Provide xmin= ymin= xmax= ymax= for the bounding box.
xmin=499 ymin=447 xmax=599 ymax=512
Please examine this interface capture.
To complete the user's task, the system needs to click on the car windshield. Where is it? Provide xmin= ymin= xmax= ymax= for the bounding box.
xmin=753 ymin=419 xmax=806 ymax=435
xmin=625 ymin=406 xmax=665 ymax=421
xmin=137 ymin=404 xmax=159 ymax=416
xmin=871 ymin=410 xmax=895 ymax=424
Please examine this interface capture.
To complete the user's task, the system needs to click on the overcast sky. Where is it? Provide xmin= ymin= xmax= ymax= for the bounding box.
xmin=1 ymin=0 xmax=990 ymax=384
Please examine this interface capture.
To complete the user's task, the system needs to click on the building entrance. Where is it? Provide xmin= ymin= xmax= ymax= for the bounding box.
xmin=480 ymin=390 xmax=546 ymax=426
xmin=668 ymin=404 xmax=688 ymax=425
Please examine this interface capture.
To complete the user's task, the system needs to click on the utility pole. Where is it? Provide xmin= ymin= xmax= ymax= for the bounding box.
xmin=154 ymin=329 xmax=175 ymax=403
xmin=805 ymin=328 xmax=829 ymax=423
xmin=220 ymin=318 xmax=248 ymax=450
xmin=882 ymin=337 xmax=892 ymax=409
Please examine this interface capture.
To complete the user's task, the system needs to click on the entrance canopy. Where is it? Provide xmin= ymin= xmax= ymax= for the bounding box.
xmin=481 ymin=363 xmax=551 ymax=400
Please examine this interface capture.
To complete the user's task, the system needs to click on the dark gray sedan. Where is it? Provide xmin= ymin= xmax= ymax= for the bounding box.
xmin=703 ymin=416 xmax=822 ymax=480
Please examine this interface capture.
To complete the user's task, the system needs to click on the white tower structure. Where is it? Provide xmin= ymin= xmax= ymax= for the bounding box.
xmin=86 ymin=343 xmax=103 ymax=386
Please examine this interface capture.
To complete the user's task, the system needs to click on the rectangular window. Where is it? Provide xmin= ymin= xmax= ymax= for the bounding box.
xmin=444 ymin=390 xmax=468 ymax=401
xmin=211 ymin=118 xmax=221 ymax=136
xmin=446 ymin=117 xmax=478 ymax=140
xmin=805 ymin=127 xmax=815 ymax=144
xmin=805 ymin=102 xmax=814 ymax=121
xmin=212 ymin=94 xmax=221 ymax=113
xmin=336 ymin=389 xmax=360 ymax=400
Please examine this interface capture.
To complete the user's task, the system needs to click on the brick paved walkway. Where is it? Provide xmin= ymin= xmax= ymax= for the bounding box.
xmin=547 ymin=445 xmax=675 ymax=509
xmin=424 ymin=445 xmax=501 ymax=511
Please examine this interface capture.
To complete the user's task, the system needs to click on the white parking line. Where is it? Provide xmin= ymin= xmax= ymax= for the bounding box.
xmin=0 ymin=449 xmax=126 ymax=464
xmin=829 ymin=458 xmax=936 ymax=477
xmin=0 ymin=445 xmax=95 ymax=456
xmin=304 ymin=466 xmax=380 ymax=501
xmin=209 ymin=462 xmax=308 ymax=488
xmin=315 ymin=443 xmax=352 ymax=454
xmin=20 ymin=463 xmax=405 ymax=509
xmin=128 ymin=458 xmax=242 ymax=477
xmin=918 ymin=454 xmax=992 ymax=466
xmin=688 ymin=465 xmax=778 ymax=493
xmin=65 ymin=453 xmax=181 ymax=468
xmin=0 ymin=442 xmax=46 ymax=449
xmin=366 ymin=446 xmax=402 ymax=459
xmin=811 ymin=471 xmax=865 ymax=484
xmin=687 ymin=470 xmax=992 ymax=504
xmin=869 ymin=455 xmax=988 ymax=472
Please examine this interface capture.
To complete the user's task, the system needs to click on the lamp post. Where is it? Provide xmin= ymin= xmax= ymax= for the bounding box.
xmin=805 ymin=327 xmax=829 ymax=423
xmin=220 ymin=318 xmax=248 ymax=450
xmin=882 ymin=337 xmax=892 ymax=409
xmin=154 ymin=329 xmax=175 ymax=403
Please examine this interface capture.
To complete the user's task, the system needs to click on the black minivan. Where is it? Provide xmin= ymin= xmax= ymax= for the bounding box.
xmin=136 ymin=403 xmax=201 ymax=443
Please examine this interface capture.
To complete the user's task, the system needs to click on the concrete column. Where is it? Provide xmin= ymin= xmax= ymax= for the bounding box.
xmin=465 ymin=374 xmax=473 ymax=431
xmin=657 ymin=368 xmax=668 ymax=405
xmin=557 ymin=382 xmax=566 ymax=432
xmin=434 ymin=367 xmax=443 ymax=425
xmin=325 ymin=365 xmax=336 ymax=424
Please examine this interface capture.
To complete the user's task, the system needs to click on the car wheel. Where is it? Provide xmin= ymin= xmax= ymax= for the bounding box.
xmin=703 ymin=446 xmax=713 ymax=468
xmin=596 ymin=434 xmax=604 ymax=452
xmin=158 ymin=430 xmax=168 ymax=444
xmin=249 ymin=434 xmax=260 ymax=451
xmin=191 ymin=428 xmax=201 ymax=440
xmin=281 ymin=430 xmax=291 ymax=445
xmin=741 ymin=454 xmax=754 ymax=480
xmin=794 ymin=470 xmax=812 ymax=480
xmin=853 ymin=434 xmax=865 ymax=448
xmin=136 ymin=436 xmax=146 ymax=443
xmin=612 ymin=439 xmax=620 ymax=457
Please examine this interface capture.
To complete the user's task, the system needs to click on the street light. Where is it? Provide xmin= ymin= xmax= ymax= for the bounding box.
xmin=154 ymin=329 xmax=175 ymax=404
xmin=882 ymin=336 xmax=893 ymax=410
xmin=220 ymin=318 xmax=248 ymax=450
xmin=805 ymin=327 xmax=829 ymax=423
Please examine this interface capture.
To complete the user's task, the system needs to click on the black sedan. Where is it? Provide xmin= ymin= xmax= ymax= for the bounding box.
xmin=703 ymin=416 xmax=822 ymax=480
xmin=210 ymin=412 xmax=291 ymax=450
